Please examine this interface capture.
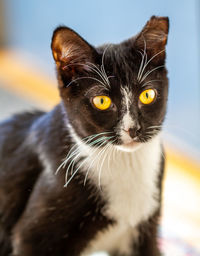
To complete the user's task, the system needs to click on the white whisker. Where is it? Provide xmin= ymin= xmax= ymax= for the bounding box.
xmin=140 ymin=65 xmax=164 ymax=83
xmin=56 ymin=132 xmax=112 ymax=175
xmin=147 ymin=125 xmax=162 ymax=130
xmin=66 ymin=76 xmax=107 ymax=88
xmin=83 ymin=139 xmax=111 ymax=186
xmin=62 ymin=61 xmax=109 ymax=90
xmin=101 ymin=45 xmax=111 ymax=87
xmin=97 ymin=144 xmax=110 ymax=189
xmin=62 ymin=134 xmax=115 ymax=187
xmin=137 ymin=51 xmax=145 ymax=81
xmin=107 ymin=143 xmax=114 ymax=177
xmin=137 ymin=38 xmax=147 ymax=81
xmin=86 ymin=61 xmax=109 ymax=87
xmin=139 ymin=49 xmax=165 ymax=83
xmin=98 ymin=139 xmax=117 ymax=189
xmin=62 ymin=46 xmax=112 ymax=90
xmin=83 ymin=136 xmax=115 ymax=186
xmin=141 ymin=79 xmax=162 ymax=88
xmin=64 ymin=138 xmax=109 ymax=187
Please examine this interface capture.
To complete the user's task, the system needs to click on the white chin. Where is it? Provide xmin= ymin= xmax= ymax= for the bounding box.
xmin=116 ymin=141 xmax=142 ymax=152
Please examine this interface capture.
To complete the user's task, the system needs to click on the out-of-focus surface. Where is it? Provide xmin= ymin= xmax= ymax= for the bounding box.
xmin=161 ymin=151 xmax=200 ymax=255
xmin=0 ymin=0 xmax=200 ymax=255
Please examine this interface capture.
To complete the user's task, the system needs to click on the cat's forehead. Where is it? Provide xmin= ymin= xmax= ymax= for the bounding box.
xmin=94 ymin=44 xmax=140 ymax=92
xmin=98 ymin=44 xmax=134 ymax=69
xmin=96 ymin=42 xmax=168 ymax=94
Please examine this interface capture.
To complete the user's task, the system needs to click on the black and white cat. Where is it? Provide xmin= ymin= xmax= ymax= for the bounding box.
xmin=0 ymin=16 xmax=169 ymax=256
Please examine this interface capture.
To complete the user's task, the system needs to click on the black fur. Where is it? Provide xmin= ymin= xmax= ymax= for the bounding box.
xmin=0 ymin=16 xmax=169 ymax=255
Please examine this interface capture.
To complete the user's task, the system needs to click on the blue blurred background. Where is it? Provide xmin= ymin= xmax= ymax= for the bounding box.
xmin=1 ymin=1 xmax=200 ymax=254
xmin=1 ymin=0 xmax=200 ymax=159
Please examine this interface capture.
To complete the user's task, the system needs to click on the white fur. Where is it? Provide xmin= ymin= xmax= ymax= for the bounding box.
xmin=120 ymin=86 xmax=134 ymax=132
xmin=118 ymin=86 xmax=141 ymax=148
xmin=69 ymin=128 xmax=162 ymax=255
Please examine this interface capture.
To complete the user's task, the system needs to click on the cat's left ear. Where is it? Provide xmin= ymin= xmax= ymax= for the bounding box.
xmin=134 ymin=16 xmax=169 ymax=63
xmin=51 ymin=26 xmax=97 ymax=75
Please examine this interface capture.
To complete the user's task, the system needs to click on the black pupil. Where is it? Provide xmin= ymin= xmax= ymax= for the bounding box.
xmin=101 ymin=98 xmax=104 ymax=104
xmin=146 ymin=92 xmax=149 ymax=98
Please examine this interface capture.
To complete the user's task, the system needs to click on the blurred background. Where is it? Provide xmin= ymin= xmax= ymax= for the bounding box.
xmin=0 ymin=0 xmax=199 ymax=255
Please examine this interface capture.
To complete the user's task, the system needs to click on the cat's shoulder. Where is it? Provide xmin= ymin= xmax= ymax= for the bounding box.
xmin=0 ymin=110 xmax=45 ymax=135
xmin=0 ymin=111 xmax=45 ymax=155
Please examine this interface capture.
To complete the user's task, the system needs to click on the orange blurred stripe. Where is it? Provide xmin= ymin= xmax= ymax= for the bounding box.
xmin=0 ymin=50 xmax=59 ymax=108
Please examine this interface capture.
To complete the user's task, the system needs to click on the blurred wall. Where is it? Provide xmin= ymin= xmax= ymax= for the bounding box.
xmin=0 ymin=0 xmax=7 ymax=47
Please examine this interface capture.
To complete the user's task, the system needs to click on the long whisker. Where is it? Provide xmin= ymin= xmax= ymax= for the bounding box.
xmin=69 ymin=139 xmax=104 ymax=183
xmin=79 ymin=62 xmax=109 ymax=86
xmin=147 ymin=125 xmax=162 ymax=130
xmin=65 ymin=137 xmax=113 ymax=187
xmin=66 ymin=76 xmax=107 ymax=88
xmin=137 ymin=38 xmax=147 ymax=81
xmin=141 ymin=79 xmax=162 ymax=88
xmin=107 ymin=142 xmax=114 ymax=177
xmin=62 ymin=47 xmax=112 ymax=90
xmin=56 ymin=131 xmax=113 ymax=175
xmin=145 ymin=135 xmax=153 ymax=140
xmin=83 ymin=143 xmax=105 ymax=186
xmin=146 ymin=131 xmax=160 ymax=135
xmin=101 ymin=45 xmax=111 ymax=87
xmin=140 ymin=65 xmax=165 ymax=83
xmin=63 ymin=60 xmax=109 ymax=88
xmin=98 ymin=139 xmax=117 ymax=189
xmin=83 ymin=137 xmax=116 ymax=186
xmin=86 ymin=61 xmax=109 ymax=87
xmin=65 ymin=135 xmax=114 ymax=182
xmin=65 ymin=143 xmax=103 ymax=186
xmin=138 ymin=50 xmax=148 ymax=82
xmin=97 ymin=144 xmax=111 ymax=189
xmin=69 ymin=134 xmax=112 ymax=175
xmin=85 ymin=62 xmax=108 ymax=84
xmin=137 ymin=50 xmax=146 ymax=81
xmin=139 ymin=49 xmax=165 ymax=83
xmin=83 ymin=140 xmax=107 ymax=186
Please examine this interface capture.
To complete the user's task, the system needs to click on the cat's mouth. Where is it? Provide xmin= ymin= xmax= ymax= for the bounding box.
xmin=115 ymin=128 xmax=143 ymax=152
xmin=116 ymin=140 xmax=142 ymax=152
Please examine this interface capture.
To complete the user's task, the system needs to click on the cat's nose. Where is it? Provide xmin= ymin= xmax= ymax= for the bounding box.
xmin=123 ymin=125 xmax=141 ymax=139
xmin=128 ymin=127 xmax=140 ymax=139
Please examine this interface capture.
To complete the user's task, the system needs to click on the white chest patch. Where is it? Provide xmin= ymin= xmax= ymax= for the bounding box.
xmin=69 ymin=130 xmax=162 ymax=255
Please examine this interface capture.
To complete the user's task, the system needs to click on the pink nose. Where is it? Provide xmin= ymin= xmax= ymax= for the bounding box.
xmin=128 ymin=128 xmax=137 ymax=139
xmin=123 ymin=127 xmax=140 ymax=139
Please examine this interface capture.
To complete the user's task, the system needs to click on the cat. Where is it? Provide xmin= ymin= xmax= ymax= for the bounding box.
xmin=0 ymin=16 xmax=169 ymax=256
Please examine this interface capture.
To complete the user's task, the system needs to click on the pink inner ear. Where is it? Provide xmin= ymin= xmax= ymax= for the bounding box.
xmin=58 ymin=43 xmax=94 ymax=73
xmin=52 ymin=27 xmax=97 ymax=76
xmin=61 ymin=44 xmax=79 ymax=60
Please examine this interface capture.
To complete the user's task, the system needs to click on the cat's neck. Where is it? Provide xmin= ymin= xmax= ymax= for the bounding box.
xmin=67 ymin=126 xmax=162 ymax=226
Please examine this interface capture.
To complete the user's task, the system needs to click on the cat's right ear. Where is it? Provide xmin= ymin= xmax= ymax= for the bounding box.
xmin=51 ymin=27 xmax=97 ymax=85
xmin=134 ymin=16 xmax=169 ymax=64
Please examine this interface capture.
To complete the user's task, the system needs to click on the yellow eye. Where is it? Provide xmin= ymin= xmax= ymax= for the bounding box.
xmin=92 ymin=96 xmax=112 ymax=110
xmin=139 ymin=89 xmax=156 ymax=105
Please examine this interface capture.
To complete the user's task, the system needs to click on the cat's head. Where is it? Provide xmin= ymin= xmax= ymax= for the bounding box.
xmin=51 ymin=16 xmax=169 ymax=152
